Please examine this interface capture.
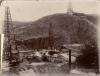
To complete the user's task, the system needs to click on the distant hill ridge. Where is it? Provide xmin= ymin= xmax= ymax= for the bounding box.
xmin=13 ymin=12 xmax=98 ymax=46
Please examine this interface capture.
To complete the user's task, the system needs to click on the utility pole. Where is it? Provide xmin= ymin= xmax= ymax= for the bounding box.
xmin=69 ymin=49 xmax=72 ymax=73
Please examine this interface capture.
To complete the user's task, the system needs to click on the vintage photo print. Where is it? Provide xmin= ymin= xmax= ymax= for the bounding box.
xmin=0 ymin=0 xmax=100 ymax=76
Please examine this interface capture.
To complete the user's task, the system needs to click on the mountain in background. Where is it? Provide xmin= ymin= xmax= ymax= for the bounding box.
xmin=13 ymin=12 xmax=98 ymax=47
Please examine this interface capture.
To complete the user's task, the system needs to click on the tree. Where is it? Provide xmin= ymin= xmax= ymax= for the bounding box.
xmin=76 ymin=43 xmax=99 ymax=73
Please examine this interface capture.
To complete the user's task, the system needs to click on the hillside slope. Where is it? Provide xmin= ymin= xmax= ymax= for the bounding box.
xmin=13 ymin=12 xmax=98 ymax=46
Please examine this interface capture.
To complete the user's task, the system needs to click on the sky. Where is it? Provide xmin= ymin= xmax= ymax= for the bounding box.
xmin=0 ymin=0 xmax=99 ymax=21
xmin=0 ymin=0 xmax=99 ymax=33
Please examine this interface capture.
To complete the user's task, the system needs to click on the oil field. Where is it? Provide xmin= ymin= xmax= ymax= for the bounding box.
xmin=0 ymin=0 xmax=99 ymax=76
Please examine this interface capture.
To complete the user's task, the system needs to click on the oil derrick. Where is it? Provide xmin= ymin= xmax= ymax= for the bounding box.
xmin=67 ymin=0 xmax=73 ymax=15
xmin=48 ymin=23 xmax=54 ymax=50
xmin=3 ymin=6 xmax=20 ymax=66
xmin=3 ymin=6 xmax=11 ymax=61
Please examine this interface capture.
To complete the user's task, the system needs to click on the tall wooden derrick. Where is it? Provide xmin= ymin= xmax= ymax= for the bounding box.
xmin=3 ymin=6 xmax=20 ymax=66
xmin=48 ymin=23 xmax=54 ymax=50
xmin=67 ymin=0 xmax=73 ymax=15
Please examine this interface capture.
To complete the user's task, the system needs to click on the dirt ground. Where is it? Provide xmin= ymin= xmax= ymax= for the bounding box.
xmin=1 ymin=62 xmax=99 ymax=76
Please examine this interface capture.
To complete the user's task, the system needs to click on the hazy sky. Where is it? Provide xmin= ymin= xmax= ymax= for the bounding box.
xmin=0 ymin=0 xmax=99 ymax=22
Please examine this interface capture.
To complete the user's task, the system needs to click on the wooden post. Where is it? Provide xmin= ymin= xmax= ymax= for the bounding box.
xmin=69 ymin=49 xmax=71 ymax=73
xmin=0 ymin=34 xmax=4 ymax=73
xmin=0 ymin=35 xmax=2 ymax=73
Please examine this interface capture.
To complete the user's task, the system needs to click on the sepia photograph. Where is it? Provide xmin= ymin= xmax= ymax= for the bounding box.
xmin=0 ymin=0 xmax=100 ymax=76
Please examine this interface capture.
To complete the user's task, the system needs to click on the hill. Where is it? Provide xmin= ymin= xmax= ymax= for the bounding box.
xmin=13 ymin=12 xmax=98 ymax=47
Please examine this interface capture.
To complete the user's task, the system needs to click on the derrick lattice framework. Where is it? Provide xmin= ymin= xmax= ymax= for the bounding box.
xmin=48 ymin=23 xmax=54 ymax=50
xmin=3 ymin=6 xmax=19 ymax=63
xmin=67 ymin=0 xmax=73 ymax=15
